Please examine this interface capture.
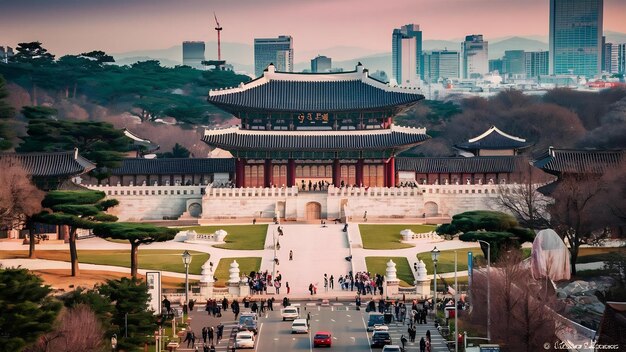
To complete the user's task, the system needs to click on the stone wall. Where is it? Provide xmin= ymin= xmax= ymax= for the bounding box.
xmin=86 ymin=184 xmax=203 ymax=221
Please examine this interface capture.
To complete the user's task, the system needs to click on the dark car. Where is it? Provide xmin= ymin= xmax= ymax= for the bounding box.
xmin=313 ymin=331 xmax=332 ymax=347
xmin=371 ymin=331 xmax=392 ymax=347
xmin=237 ymin=314 xmax=258 ymax=334
xmin=367 ymin=313 xmax=386 ymax=331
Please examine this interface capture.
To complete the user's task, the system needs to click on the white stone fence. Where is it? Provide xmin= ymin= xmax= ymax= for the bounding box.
xmin=328 ymin=186 xmax=421 ymax=197
xmin=86 ymin=184 xmax=203 ymax=197
xmin=400 ymin=229 xmax=442 ymax=242
xmin=176 ymin=229 xmax=227 ymax=243
xmin=204 ymin=186 xmax=299 ymax=197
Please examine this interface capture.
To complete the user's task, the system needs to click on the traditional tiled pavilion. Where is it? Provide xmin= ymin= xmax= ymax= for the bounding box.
xmin=203 ymin=63 xmax=428 ymax=189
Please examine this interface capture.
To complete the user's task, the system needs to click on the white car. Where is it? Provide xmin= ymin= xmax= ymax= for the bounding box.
xmin=291 ymin=318 xmax=309 ymax=334
xmin=235 ymin=331 xmax=255 ymax=349
xmin=281 ymin=307 xmax=299 ymax=321
xmin=382 ymin=345 xmax=402 ymax=352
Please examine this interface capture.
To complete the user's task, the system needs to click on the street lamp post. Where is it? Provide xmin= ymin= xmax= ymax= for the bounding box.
xmin=181 ymin=250 xmax=192 ymax=312
xmin=431 ymin=246 xmax=440 ymax=314
xmin=476 ymin=240 xmax=491 ymax=342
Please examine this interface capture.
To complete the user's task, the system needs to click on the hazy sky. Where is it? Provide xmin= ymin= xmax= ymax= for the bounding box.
xmin=1 ymin=0 xmax=625 ymax=55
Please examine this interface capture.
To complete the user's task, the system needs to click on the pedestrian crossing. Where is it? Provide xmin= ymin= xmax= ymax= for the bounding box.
xmin=380 ymin=316 xmax=449 ymax=352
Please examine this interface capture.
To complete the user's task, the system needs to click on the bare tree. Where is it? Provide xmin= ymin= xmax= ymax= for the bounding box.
xmin=0 ymin=158 xmax=45 ymax=258
xmin=496 ymin=163 xmax=553 ymax=230
xmin=469 ymin=250 xmax=560 ymax=351
xmin=26 ymin=305 xmax=105 ymax=352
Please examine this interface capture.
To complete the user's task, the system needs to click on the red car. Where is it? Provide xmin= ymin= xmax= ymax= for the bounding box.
xmin=313 ymin=331 xmax=332 ymax=347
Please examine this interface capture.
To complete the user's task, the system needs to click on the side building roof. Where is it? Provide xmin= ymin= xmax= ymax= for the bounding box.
xmin=533 ymin=147 xmax=625 ymax=175
xmin=396 ymin=156 xmax=530 ymax=174
xmin=455 ymin=126 xmax=532 ymax=151
xmin=202 ymin=125 xmax=429 ymax=152
xmin=111 ymin=157 xmax=235 ymax=175
xmin=208 ymin=63 xmax=424 ymax=114
xmin=0 ymin=149 xmax=96 ymax=177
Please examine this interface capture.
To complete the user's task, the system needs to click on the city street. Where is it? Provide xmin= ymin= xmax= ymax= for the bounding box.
xmin=186 ymin=301 xmax=449 ymax=351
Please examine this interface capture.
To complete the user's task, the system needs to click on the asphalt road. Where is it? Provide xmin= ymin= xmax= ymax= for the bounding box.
xmin=187 ymin=301 xmax=449 ymax=352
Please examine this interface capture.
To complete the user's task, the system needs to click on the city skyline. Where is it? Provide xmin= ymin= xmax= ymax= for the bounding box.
xmin=1 ymin=0 xmax=625 ymax=56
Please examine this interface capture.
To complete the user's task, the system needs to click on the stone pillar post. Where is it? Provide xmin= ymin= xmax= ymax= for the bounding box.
xmin=384 ymin=259 xmax=400 ymax=297
xmin=264 ymin=159 xmax=273 ymax=188
xmin=287 ymin=159 xmax=296 ymax=187
xmin=228 ymin=260 xmax=241 ymax=296
xmin=199 ymin=261 xmax=214 ymax=298
xmin=414 ymin=259 xmax=431 ymax=298
xmin=356 ymin=159 xmax=364 ymax=187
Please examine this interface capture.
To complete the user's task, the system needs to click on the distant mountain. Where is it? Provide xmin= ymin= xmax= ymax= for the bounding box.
xmin=489 ymin=37 xmax=548 ymax=59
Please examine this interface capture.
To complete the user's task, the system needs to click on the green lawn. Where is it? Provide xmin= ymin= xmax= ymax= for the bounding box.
xmin=365 ymin=256 xmax=414 ymax=287
xmin=359 ymin=224 xmax=436 ymax=250
xmin=214 ymin=257 xmax=262 ymax=287
xmin=180 ymin=225 xmax=268 ymax=250
xmin=5 ymin=250 xmax=209 ymax=275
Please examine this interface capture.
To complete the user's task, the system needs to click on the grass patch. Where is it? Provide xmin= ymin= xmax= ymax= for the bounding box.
xmin=365 ymin=256 xmax=414 ymax=287
xmin=2 ymin=250 xmax=208 ymax=275
xmin=417 ymin=247 xmax=533 ymax=274
xmin=180 ymin=225 xmax=268 ymax=250
xmin=359 ymin=224 xmax=436 ymax=250
xmin=214 ymin=257 xmax=262 ymax=287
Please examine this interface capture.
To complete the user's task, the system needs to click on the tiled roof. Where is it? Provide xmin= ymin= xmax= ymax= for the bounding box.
xmin=202 ymin=126 xmax=429 ymax=152
xmin=396 ymin=156 xmax=528 ymax=173
xmin=0 ymin=150 xmax=96 ymax=177
xmin=208 ymin=66 xmax=424 ymax=113
xmin=533 ymin=148 xmax=625 ymax=174
xmin=455 ymin=126 xmax=532 ymax=151
xmin=111 ymin=158 xmax=234 ymax=175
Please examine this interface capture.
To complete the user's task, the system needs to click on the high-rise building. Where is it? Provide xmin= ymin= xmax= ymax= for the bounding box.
xmin=489 ymin=59 xmax=503 ymax=73
xmin=503 ymin=50 xmax=526 ymax=76
xmin=462 ymin=35 xmax=488 ymax=79
xmin=618 ymin=44 xmax=626 ymax=74
xmin=603 ymin=42 xmax=619 ymax=73
xmin=182 ymin=41 xmax=205 ymax=69
xmin=422 ymin=50 xmax=460 ymax=81
xmin=525 ymin=51 xmax=550 ymax=77
xmin=392 ymin=24 xmax=422 ymax=86
xmin=254 ymin=35 xmax=293 ymax=77
xmin=549 ymin=0 xmax=603 ymax=77
xmin=311 ymin=55 xmax=332 ymax=73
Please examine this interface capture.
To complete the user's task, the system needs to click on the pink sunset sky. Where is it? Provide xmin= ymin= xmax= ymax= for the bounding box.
xmin=1 ymin=0 xmax=624 ymax=55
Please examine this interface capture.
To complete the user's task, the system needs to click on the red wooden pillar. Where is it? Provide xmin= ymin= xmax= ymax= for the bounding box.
xmin=235 ymin=158 xmax=246 ymax=188
xmin=356 ymin=159 xmax=364 ymax=187
xmin=287 ymin=159 xmax=296 ymax=187
xmin=332 ymin=159 xmax=341 ymax=187
xmin=388 ymin=156 xmax=396 ymax=187
xmin=264 ymin=159 xmax=273 ymax=188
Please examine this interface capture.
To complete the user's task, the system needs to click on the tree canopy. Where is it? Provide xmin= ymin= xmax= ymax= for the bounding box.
xmin=437 ymin=210 xmax=535 ymax=261
xmin=93 ymin=222 xmax=177 ymax=277
xmin=0 ymin=268 xmax=61 ymax=352
xmin=37 ymin=190 xmax=118 ymax=276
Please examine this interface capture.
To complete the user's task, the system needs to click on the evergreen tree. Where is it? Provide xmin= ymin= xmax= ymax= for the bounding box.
xmin=99 ymin=277 xmax=155 ymax=350
xmin=38 ymin=190 xmax=118 ymax=276
xmin=0 ymin=268 xmax=61 ymax=352
xmin=93 ymin=223 xmax=177 ymax=278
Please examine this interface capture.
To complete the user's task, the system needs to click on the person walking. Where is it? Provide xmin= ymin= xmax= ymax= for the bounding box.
xmin=207 ymin=326 xmax=214 ymax=345
xmin=289 ymin=250 xmax=293 ymax=260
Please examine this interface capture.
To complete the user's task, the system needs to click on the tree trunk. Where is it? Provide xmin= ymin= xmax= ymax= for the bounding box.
xmin=69 ymin=227 xmax=79 ymax=277
xmin=28 ymin=227 xmax=37 ymax=259
xmin=130 ymin=242 xmax=139 ymax=278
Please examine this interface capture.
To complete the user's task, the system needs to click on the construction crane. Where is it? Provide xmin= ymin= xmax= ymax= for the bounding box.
xmin=214 ymin=12 xmax=223 ymax=61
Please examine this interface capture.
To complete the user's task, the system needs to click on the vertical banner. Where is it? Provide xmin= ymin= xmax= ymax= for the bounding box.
xmin=146 ymin=272 xmax=162 ymax=315
xmin=467 ymin=251 xmax=473 ymax=287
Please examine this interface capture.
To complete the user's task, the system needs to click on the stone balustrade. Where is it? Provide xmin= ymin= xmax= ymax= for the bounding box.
xmin=87 ymin=184 xmax=203 ymax=197
xmin=204 ymin=186 xmax=299 ymax=198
